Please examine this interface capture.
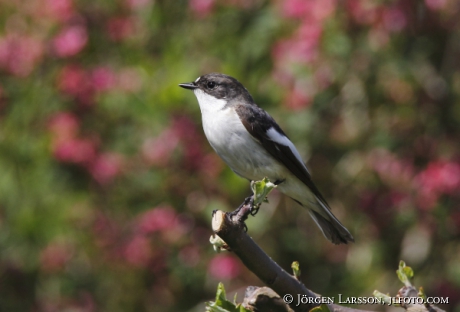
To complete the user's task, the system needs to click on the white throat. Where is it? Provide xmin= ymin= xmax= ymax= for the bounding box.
xmin=193 ymin=89 xmax=227 ymax=116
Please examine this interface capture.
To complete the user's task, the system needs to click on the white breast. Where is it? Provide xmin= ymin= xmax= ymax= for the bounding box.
xmin=193 ymin=89 xmax=286 ymax=181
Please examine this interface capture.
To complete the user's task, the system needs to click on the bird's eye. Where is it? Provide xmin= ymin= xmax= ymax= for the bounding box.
xmin=207 ymin=81 xmax=216 ymax=89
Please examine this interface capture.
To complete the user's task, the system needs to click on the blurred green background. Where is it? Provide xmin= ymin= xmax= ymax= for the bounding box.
xmin=1 ymin=0 xmax=459 ymax=311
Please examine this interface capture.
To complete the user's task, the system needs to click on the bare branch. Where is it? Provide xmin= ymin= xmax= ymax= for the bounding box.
xmin=211 ymin=210 xmax=373 ymax=312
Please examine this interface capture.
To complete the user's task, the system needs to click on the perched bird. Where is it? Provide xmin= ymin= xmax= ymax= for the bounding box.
xmin=179 ymin=73 xmax=354 ymax=244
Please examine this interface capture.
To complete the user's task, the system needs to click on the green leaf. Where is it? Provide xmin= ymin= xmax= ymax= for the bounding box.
xmin=206 ymin=283 xmax=251 ymax=312
xmin=291 ymin=261 xmax=301 ymax=279
xmin=396 ymin=260 xmax=414 ymax=287
xmin=251 ymin=177 xmax=277 ymax=207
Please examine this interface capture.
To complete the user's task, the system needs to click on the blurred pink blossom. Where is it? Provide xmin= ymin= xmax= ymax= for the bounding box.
xmin=123 ymin=235 xmax=151 ymax=267
xmin=125 ymin=0 xmax=151 ymax=9
xmin=358 ymin=191 xmax=396 ymax=230
xmin=58 ymin=64 xmax=87 ymax=95
xmin=57 ymin=64 xmax=95 ymax=105
xmin=0 ymin=34 xmax=44 ymax=77
xmin=282 ymin=0 xmax=335 ymax=21
xmin=282 ymin=0 xmax=312 ymax=19
xmin=369 ymin=149 xmax=414 ymax=187
xmin=107 ymin=17 xmax=135 ymax=41
xmin=88 ymin=153 xmax=123 ymax=184
xmin=383 ymin=7 xmax=407 ymax=32
xmin=199 ymin=153 xmax=224 ymax=178
xmin=142 ymin=129 xmax=180 ymax=167
xmin=346 ymin=0 xmax=379 ymax=25
xmin=425 ymin=0 xmax=447 ymax=10
xmin=284 ymin=88 xmax=312 ymax=110
xmin=91 ymin=67 xmax=116 ymax=91
xmin=43 ymin=0 xmax=75 ymax=22
xmin=189 ymin=0 xmax=214 ymax=18
xmin=53 ymin=25 xmax=88 ymax=58
xmin=40 ymin=242 xmax=73 ymax=272
xmin=415 ymin=160 xmax=460 ymax=209
xmin=272 ymin=23 xmax=321 ymax=67
xmin=48 ymin=111 xmax=80 ymax=140
xmin=53 ymin=138 xmax=97 ymax=164
xmin=138 ymin=205 xmax=177 ymax=234
xmin=208 ymin=254 xmax=241 ymax=280
xmin=171 ymin=115 xmax=207 ymax=170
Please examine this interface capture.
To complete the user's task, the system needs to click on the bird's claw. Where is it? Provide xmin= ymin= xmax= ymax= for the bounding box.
xmin=249 ymin=205 xmax=259 ymax=216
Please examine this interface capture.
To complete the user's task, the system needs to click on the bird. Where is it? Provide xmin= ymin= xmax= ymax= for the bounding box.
xmin=179 ymin=73 xmax=354 ymax=244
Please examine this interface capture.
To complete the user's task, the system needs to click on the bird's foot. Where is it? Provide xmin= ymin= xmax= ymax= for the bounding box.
xmin=227 ymin=195 xmax=255 ymax=232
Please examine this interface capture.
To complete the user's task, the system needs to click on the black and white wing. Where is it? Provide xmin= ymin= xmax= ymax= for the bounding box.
xmin=235 ymin=103 xmax=331 ymax=209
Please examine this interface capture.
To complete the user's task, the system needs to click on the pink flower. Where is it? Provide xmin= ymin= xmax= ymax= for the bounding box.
xmin=199 ymin=153 xmax=224 ymax=178
xmin=282 ymin=0 xmax=312 ymax=19
xmin=91 ymin=67 xmax=116 ymax=91
xmin=58 ymin=64 xmax=87 ymax=95
xmin=48 ymin=111 xmax=80 ymax=140
xmin=0 ymin=34 xmax=44 ymax=77
xmin=107 ymin=17 xmax=135 ymax=41
xmin=272 ymin=22 xmax=322 ymax=67
xmin=284 ymin=88 xmax=312 ymax=110
xmin=416 ymin=161 xmax=460 ymax=193
xmin=282 ymin=0 xmax=336 ymax=21
xmin=57 ymin=65 xmax=95 ymax=105
xmin=425 ymin=0 xmax=447 ymax=10
xmin=138 ymin=206 xmax=177 ymax=234
xmin=53 ymin=138 xmax=97 ymax=164
xmin=208 ymin=254 xmax=241 ymax=280
xmin=142 ymin=129 xmax=180 ymax=167
xmin=88 ymin=153 xmax=123 ymax=184
xmin=383 ymin=7 xmax=407 ymax=32
xmin=189 ymin=0 xmax=214 ymax=18
xmin=171 ymin=116 xmax=207 ymax=170
xmin=43 ymin=0 xmax=75 ymax=22
xmin=125 ymin=0 xmax=151 ymax=9
xmin=414 ymin=160 xmax=460 ymax=210
xmin=123 ymin=235 xmax=151 ymax=267
xmin=53 ymin=25 xmax=88 ymax=58
xmin=346 ymin=0 xmax=379 ymax=26
xmin=369 ymin=149 xmax=414 ymax=187
xmin=40 ymin=242 xmax=73 ymax=272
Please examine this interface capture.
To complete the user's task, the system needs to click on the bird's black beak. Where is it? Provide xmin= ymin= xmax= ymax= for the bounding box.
xmin=179 ymin=82 xmax=197 ymax=90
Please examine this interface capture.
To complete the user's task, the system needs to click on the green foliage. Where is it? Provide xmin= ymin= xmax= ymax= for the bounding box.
xmin=291 ymin=261 xmax=301 ymax=279
xmin=206 ymin=283 xmax=251 ymax=312
xmin=397 ymin=260 xmax=414 ymax=287
xmin=251 ymin=177 xmax=277 ymax=208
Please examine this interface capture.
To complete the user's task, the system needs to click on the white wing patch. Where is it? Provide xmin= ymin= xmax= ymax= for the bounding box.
xmin=266 ymin=127 xmax=310 ymax=173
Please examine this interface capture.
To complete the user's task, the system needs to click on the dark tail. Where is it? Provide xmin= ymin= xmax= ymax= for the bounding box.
xmin=308 ymin=210 xmax=354 ymax=244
